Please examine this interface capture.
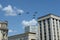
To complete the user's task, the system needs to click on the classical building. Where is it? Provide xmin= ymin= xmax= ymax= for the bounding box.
xmin=9 ymin=14 xmax=60 ymax=40
xmin=0 ymin=21 xmax=8 ymax=40
xmin=38 ymin=14 xmax=60 ymax=40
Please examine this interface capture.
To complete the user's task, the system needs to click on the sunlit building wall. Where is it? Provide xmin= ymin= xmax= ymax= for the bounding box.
xmin=38 ymin=14 xmax=60 ymax=40
xmin=0 ymin=21 xmax=8 ymax=40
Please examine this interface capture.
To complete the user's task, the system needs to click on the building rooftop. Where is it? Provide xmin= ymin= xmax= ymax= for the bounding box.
xmin=0 ymin=21 xmax=8 ymax=24
xmin=38 ymin=13 xmax=60 ymax=19
xmin=9 ymin=32 xmax=36 ymax=38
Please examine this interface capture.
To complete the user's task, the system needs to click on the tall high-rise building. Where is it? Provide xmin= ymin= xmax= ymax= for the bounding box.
xmin=38 ymin=14 xmax=60 ymax=40
xmin=0 ymin=21 xmax=8 ymax=40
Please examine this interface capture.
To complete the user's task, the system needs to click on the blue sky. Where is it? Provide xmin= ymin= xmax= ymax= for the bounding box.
xmin=0 ymin=0 xmax=60 ymax=36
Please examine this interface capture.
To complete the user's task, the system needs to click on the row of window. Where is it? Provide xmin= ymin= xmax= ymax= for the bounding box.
xmin=53 ymin=19 xmax=60 ymax=40
xmin=15 ymin=38 xmax=35 ymax=40
xmin=39 ymin=18 xmax=51 ymax=40
xmin=39 ymin=18 xmax=60 ymax=40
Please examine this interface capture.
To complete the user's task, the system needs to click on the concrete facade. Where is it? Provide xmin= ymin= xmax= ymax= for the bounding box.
xmin=25 ymin=25 xmax=39 ymax=40
xmin=9 ymin=14 xmax=60 ymax=40
xmin=38 ymin=14 xmax=60 ymax=40
xmin=25 ymin=25 xmax=37 ymax=33
xmin=9 ymin=23 xmax=38 ymax=40
xmin=8 ymin=32 xmax=36 ymax=40
xmin=0 ymin=21 xmax=8 ymax=40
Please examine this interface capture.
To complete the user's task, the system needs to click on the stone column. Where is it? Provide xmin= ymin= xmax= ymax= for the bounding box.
xmin=54 ymin=19 xmax=58 ymax=40
xmin=50 ymin=18 xmax=54 ymax=40
xmin=41 ymin=21 xmax=44 ymax=40
xmin=58 ymin=20 xmax=60 ymax=40
xmin=45 ymin=19 xmax=49 ymax=40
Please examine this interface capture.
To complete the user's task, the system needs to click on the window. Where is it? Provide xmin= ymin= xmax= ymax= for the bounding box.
xmin=31 ymin=39 xmax=36 ymax=40
xmin=47 ymin=18 xmax=50 ymax=24
xmin=47 ymin=18 xmax=51 ymax=40
xmin=15 ymin=38 xmax=20 ymax=40
xmin=43 ymin=20 xmax=45 ymax=25
xmin=20 ymin=39 xmax=22 ymax=40
xmin=43 ymin=20 xmax=47 ymax=40
xmin=39 ymin=21 xmax=41 ymax=27
xmin=1 ymin=23 xmax=7 ymax=29
xmin=0 ymin=24 xmax=1 ymax=27
xmin=39 ymin=21 xmax=42 ymax=40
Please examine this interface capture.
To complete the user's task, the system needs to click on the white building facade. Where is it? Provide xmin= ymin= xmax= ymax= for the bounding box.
xmin=25 ymin=25 xmax=38 ymax=33
xmin=8 ymin=32 xmax=36 ymax=40
xmin=38 ymin=14 xmax=60 ymax=40
xmin=25 ymin=25 xmax=38 ymax=40
xmin=9 ymin=25 xmax=37 ymax=40
xmin=0 ymin=21 xmax=8 ymax=40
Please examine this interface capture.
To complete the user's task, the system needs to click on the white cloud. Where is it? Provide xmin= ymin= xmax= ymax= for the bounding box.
xmin=8 ymin=29 xmax=17 ymax=33
xmin=17 ymin=9 xmax=24 ymax=13
xmin=22 ymin=19 xmax=37 ymax=26
xmin=0 ymin=4 xmax=2 ymax=9
xmin=2 ymin=5 xmax=24 ymax=16
xmin=9 ymin=30 xmax=13 ymax=32
xmin=14 ymin=7 xmax=24 ymax=13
